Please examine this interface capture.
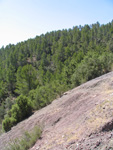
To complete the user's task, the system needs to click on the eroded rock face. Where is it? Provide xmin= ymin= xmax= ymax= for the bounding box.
xmin=0 ymin=72 xmax=113 ymax=150
xmin=102 ymin=119 xmax=113 ymax=132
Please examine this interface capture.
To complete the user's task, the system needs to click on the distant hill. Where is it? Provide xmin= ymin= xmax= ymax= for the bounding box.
xmin=0 ymin=71 xmax=113 ymax=150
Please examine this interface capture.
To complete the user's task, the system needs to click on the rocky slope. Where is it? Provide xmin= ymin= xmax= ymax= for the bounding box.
xmin=0 ymin=72 xmax=113 ymax=150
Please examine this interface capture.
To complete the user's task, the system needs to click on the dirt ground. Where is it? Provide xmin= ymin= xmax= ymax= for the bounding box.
xmin=0 ymin=72 xmax=113 ymax=150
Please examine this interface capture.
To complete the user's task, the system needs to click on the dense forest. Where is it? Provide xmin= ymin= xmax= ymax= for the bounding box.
xmin=0 ymin=21 xmax=113 ymax=132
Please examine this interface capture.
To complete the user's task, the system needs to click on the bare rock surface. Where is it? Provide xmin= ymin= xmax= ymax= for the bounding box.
xmin=0 ymin=72 xmax=113 ymax=150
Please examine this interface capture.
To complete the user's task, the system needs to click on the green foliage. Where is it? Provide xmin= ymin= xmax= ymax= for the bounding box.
xmin=0 ymin=97 xmax=14 ymax=124
xmin=15 ymin=64 xmax=38 ymax=95
xmin=6 ymin=65 xmax=16 ymax=93
xmin=0 ymin=103 xmax=5 ymax=122
xmin=1 ymin=21 xmax=113 ymax=130
xmin=29 ymin=80 xmax=68 ymax=110
xmin=10 ymin=104 xmax=21 ymax=122
xmin=6 ymin=126 xmax=42 ymax=150
xmin=2 ymin=117 xmax=16 ymax=132
xmin=32 ymin=85 xmax=54 ymax=110
xmin=2 ymin=95 xmax=33 ymax=132
xmin=5 ymin=96 xmax=14 ymax=112
xmin=99 ymin=52 xmax=113 ymax=73
xmin=16 ymin=95 xmax=33 ymax=120
xmin=71 ymin=52 xmax=113 ymax=87
xmin=0 ymin=81 xmax=7 ymax=102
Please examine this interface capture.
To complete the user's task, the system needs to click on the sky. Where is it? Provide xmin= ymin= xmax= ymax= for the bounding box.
xmin=0 ymin=0 xmax=113 ymax=48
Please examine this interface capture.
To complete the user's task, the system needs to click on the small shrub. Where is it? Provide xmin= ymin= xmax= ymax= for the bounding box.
xmin=10 ymin=104 xmax=21 ymax=122
xmin=2 ymin=117 xmax=16 ymax=132
xmin=6 ymin=126 xmax=42 ymax=150
xmin=16 ymin=95 xmax=33 ymax=119
xmin=2 ymin=95 xmax=33 ymax=132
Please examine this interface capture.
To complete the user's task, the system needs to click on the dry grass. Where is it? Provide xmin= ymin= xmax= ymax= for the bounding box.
xmin=5 ymin=126 xmax=42 ymax=150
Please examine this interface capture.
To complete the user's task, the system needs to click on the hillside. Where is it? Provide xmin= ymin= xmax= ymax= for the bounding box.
xmin=0 ymin=21 xmax=113 ymax=131
xmin=0 ymin=71 xmax=113 ymax=150
xmin=0 ymin=20 xmax=113 ymax=149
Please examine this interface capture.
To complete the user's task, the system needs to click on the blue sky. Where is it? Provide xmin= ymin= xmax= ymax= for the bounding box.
xmin=0 ymin=0 xmax=113 ymax=48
